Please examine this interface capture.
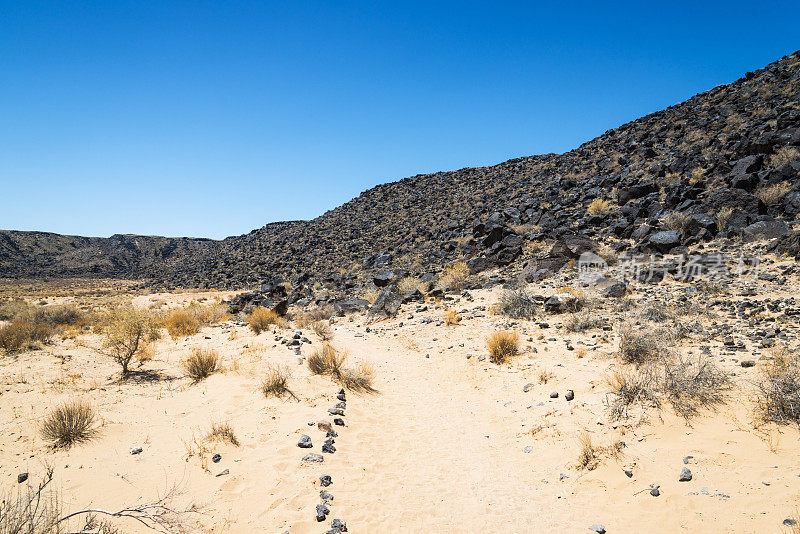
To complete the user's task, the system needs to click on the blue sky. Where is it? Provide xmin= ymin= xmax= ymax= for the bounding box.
xmin=1 ymin=1 xmax=798 ymax=239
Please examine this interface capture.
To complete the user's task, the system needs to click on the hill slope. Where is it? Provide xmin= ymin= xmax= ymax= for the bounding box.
xmin=2 ymin=50 xmax=799 ymax=290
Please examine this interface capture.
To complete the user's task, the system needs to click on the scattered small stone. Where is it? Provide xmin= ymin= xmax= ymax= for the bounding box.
xmin=320 ymin=474 xmax=332 ymax=487
xmin=784 ymin=518 xmax=798 ymax=527
xmin=683 ymin=455 xmax=693 ymax=464
xmin=523 ymin=383 xmax=534 ymax=393
xmin=302 ymin=453 xmax=324 ymax=463
xmin=624 ymin=469 xmax=633 ymax=478
xmin=650 ymin=485 xmax=660 ymax=497
xmin=322 ymin=439 xmax=336 ymax=454
xmin=216 ymin=469 xmax=229 ymax=477
xmin=212 ymin=453 xmax=222 ymax=463
xmin=330 ymin=518 xmax=348 ymax=532
xmin=316 ymin=503 xmax=330 ymax=522
xmin=589 ymin=525 xmax=606 ymax=534
xmin=565 ymin=390 xmax=574 ymax=401
xmin=740 ymin=360 xmax=756 ymax=368
xmin=320 ymin=489 xmax=334 ymax=501
xmin=328 ymin=408 xmax=345 ymax=416
xmin=524 ymin=446 xmax=533 ymax=453
xmin=17 ymin=473 xmax=28 ymax=484
xmin=333 ymin=418 xmax=345 ymax=426
xmin=298 ymin=435 xmax=313 ymax=448
xmin=549 ymin=391 xmax=559 ymax=398
xmin=679 ymin=467 xmax=692 ymax=482
xmin=130 ymin=446 xmax=143 ymax=455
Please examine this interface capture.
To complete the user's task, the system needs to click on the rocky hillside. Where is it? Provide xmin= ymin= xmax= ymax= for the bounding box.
xmin=2 ymin=50 xmax=800 ymax=292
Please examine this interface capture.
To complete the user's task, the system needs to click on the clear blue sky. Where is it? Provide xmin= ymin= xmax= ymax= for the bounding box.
xmin=1 ymin=1 xmax=797 ymax=239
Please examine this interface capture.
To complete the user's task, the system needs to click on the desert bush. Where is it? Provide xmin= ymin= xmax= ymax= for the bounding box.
xmin=618 ymin=327 xmax=661 ymax=366
xmin=247 ymin=307 xmax=285 ymax=334
xmin=296 ymin=305 xmax=335 ymax=328
xmin=639 ymin=302 xmax=672 ymax=323
xmin=41 ymin=401 xmax=96 ymax=448
xmin=564 ymin=312 xmax=605 ymax=333
xmin=0 ymin=468 xmax=61 ymax=533
xmin=439 ymin=261 xmax=469 ymax=290
xmin=587 ymin=198 xmax=614 ymax=216
xmin=206 ymin=422 xmax=239 ymax=446
xmin=606 ymin=367 xmax=659 ymax=421
xmin=755 ymin=345 xmax=800 ymax=424
xmin=443 ymin=309 xmax=460 ymax=325
xmin=0 ymin=298 xmax=31 ymax=321
xmin=486 ymin=331 xmax=520 ymax=364
xmin=714 ymin=206 xmax=734 ymax=232
xmin=337 ymin=361 xmax=375 ymax=392
xmin=523 ymin=239 xmax=547 ymax=256
xmin=261 ymin=365 xmax=291 ymax=398
xmin=596 ymin=244 xmax=618 ymax=266
xmin=663 ymin=211 xmax=691 ymax=232
xmin=398 ymin=276 xmax=426 ymax=294
xmin=34 ymin=305 xmax=84 ymax=326
xmin=496 ymin=288 xmax=538 ymax=320
xmin=165 ymin=309 xmax=200 ymax=339
xmin=766 ymin=146 xmax=800 ymax=169
xmin=659 ymin=355 xmax=731 ymax=420
xmin=193 ymin=302 xmax=229 ymax=325
xmin=755 ymin=181 xmax=793 ymax=205
xmin=183 ymin=348 xmax=219 ymax=382
xmin=308 ymin=343 xmax=346 ymax=376
xmin=101 ymin=306 xmax=156 ymax=376
xmin=312 ymin=320 xmax=334 ymax=341
xmin=0 ymin=320 xmax=35 ymax=354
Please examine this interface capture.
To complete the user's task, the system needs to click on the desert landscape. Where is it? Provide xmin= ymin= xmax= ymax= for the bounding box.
xmin=2 ymin=15 xmax=800 ymax=534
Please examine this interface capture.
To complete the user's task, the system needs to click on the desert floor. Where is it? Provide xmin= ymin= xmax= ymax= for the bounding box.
xmin=1 ymin=279 xmax=799 ymax=533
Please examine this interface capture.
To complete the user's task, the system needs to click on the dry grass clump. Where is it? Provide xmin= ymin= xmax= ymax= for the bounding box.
xmin=0 ymin=320 xmax=35 ymax=354
xmin=714 ymin=206 xmax=734 ymax=231
xmin=596 ymin=244 xmax=618 ymax=266
xmin=247 ymin=307 xmax=286 ymax=334
xmin=639 ymin=302 xmax=673 ymax=323
xmin=206 ymin=422 xmax=239 ymax=446
xmin=564 ymin=312 xmax=605 ymax=333
xmin=576 ymin=432 xmax=622 ymax=471
xmin=587 ymin=198 xmax=614 ymax=216
xmin=496 ymin=288 xmax=538 ymax=320
xmin=398 ymin=276 xmax=426 ymax=294
xmin=755 ymin=181 xmax=793 ymax=205
xmin=165 ymin=309 xmax=200 ymax=339
xmin=308 ymin=343 xmax=346 ymax=376
xmin=523 ymin=239 xmax=547 ymax=256
xmin=663 ymin=211 xmax=690 ymax=232
xmin=660 ymin=355 xmax=731 ymax=420
xmin=312 ymin=320 xmax=334 ymax=340
xmin=439 ymin=261 xmax=469 ymax=290
xmin=183 ymin=348 xmax=219 ymax=382
xmin=618 ymin=327 xmax=661 ymax=366
xmin=755 ymin=344 xmax=800 ymax=424
xmin=101 ymin=306 xmax=158 ymax=376
xmin=443 ymin=309 xmax=460 ymax=325
xmin=606 ymin=367 xmax=659 ymax=420
xmin=486 ymin=331 xmax=520 ymax=364
xmin=261 ymin=365 xmax=292 ymax=398
xmin=337 ymin=361 xmax=375 ymax=392
xmin=296 ymin=305 xmax=335 ymax=328
xmin=41 ymin=401 xmax=96 ymax=448
xmin=766 ymin=146 xmax=800 ymax=169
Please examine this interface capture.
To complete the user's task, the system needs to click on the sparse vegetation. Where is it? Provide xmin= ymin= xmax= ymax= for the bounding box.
xmin=312 ymin=320 xmax=334 ymax=340
xmin=618 ymin=327 xmax=661 ymax=365
xmin=207 ymin=422 xmax=239 ymax=446
xmin=41 ymin=401 xmax=96 ymax=448
xmin=496 ymin=288 xmax=538 ymax=320
xmin=755 ymin=344 xmax=800 ymax=424
xmin=0 ymin=320 xmax=35 ymax=354
xmin=308 ymin=342 xmax=346 ymax=376
xmin=398 ymin=276 xmax=426 ymax=294
xmin=587 ymin=198 xmax=614 ymax=216
xmin=165 ymin=308 xmax=200 ymax=339
xmin=606 ymin=367 xmax=658 ymax=421
xmin=564 ymin=311 xmax=605 ymax=333
xmin=755 ymin=181 xmax=793 ymax=205
xmin=183 ymin=348 xmax=219 ymax=382
xmin=660 ymin=355 xmax=731 ymax=420
xmin=247 ymin=307 xmax=286 ymax=334
xmin=261 ymin=365 xmax=292 ymax=398
xmin=714 ymin=206 xmax=734 ymax=232
xmin=337 ymin=361 xmax=375 ymax=392
xmin=443 ymin=309 xmax=460 ymax=325
xmin=663 ymin=211 xmax=690 ymax=232
xmin=101 ymin=306 xmax=157 ymax=376
xmin=766 ymin=146 xmax=800 ymax=169
xmin=439 ymin=261 xmax=469 ymax=290
xmin=486 ymin=331 xmax=520 ymax=364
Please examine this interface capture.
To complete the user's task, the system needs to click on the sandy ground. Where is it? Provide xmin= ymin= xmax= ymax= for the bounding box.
xmin=1 ymin=286 xmax=799 ymax=533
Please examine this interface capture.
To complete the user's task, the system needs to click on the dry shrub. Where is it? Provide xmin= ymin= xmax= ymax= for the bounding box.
xmin=207 ymin=422 xmax=239 ymax=446
xmin=183 ymin=348 xmax=219 ymax=382
xmin=639 ymin=302 xmax=673 ymax=323
xmin=496 ymin=288 xmax=538 ymax=320
xmin=577 ymin=432 xmax=598 ymax=470
xmin=440 ymin=261 xmax=469 ymax=290
xmin=102 ymin=307 xmax=157 ymax=376
xmin=660 ymin=355 xmax=731 ymax=420
xmin=443 ymin=309 xmax=460 ymax=325
xmin=755 ymin=344 xmax=800 ymax=424
xmin=618 ymin=327 xmax=661 ymax=366
xmin=663 ymin=211 xmax=690 ymax=232
xmin=296 ymin=305 xmax=334 ymax=327
xmin=564 ymin=312 xmax=605 ymax=333
xmin=41 ymin=401 xmax=96 ymax=448
xmin=524 ymin=239 xmax=547 ymax=256
xmin=0 ymin=469 xmax=61 ymax=533
xmin=312 ymin=320 xmax=334 ymax=341
xmin=538 ymin=370 xmax=554 ymax=384
xmin=337 ymin=361 xmax=375 ymax=392
xmin=755 ymin=181 xmax=793 ymax=205
xmin=398 ymin=276 xmax=426 ymax=294
xmin=714 ymin=206 xmax=734 ymax=232
xmin=193 ymin=303 xmax=229 ymax=325
xmin=587 ymin=198 xmax=614 ymax=216
xmin=261 ymin=365 xmax=291 ymax=398
xmin=247 ymin=307 xmax=285 ymax=334
xmin=596 ymin=244 xmax=618 ymax=266
xmin=308 ymin=343 xmax=346 ymax=376
xmin=606 ymin=367 xmax=659 ymax=420
xmin=0 ymin=298 xmax=30 ymax=321
xmin=766 ymin=146 xmax=800 ymax=169
xmin=0 ymin=320 xmax=34 ymax=354
xmin=165 ymin=309 xmax=200 ymax=339
xmin=486 ymin=331 xmax=520 ymax=364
